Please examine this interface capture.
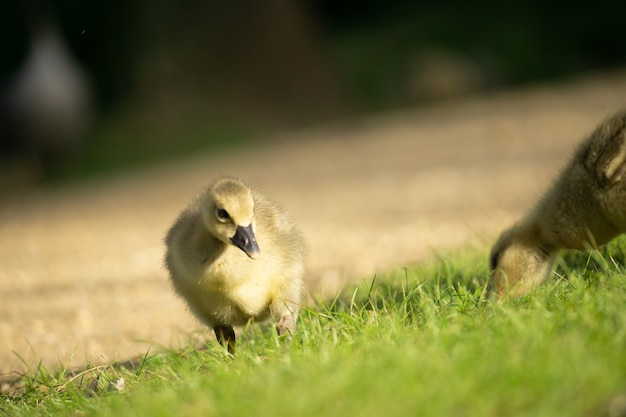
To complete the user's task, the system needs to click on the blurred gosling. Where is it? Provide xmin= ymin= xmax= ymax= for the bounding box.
xmin=489 ymin=109 xmax=626 ymax=298
xmin=165 ymin=177 xmax=306 ymax=353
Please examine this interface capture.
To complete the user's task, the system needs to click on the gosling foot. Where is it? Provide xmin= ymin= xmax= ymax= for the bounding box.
xmin=276 ymin=314 xmax=295 ymax=339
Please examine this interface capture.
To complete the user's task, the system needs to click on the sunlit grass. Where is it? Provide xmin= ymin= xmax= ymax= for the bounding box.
xmin=2 ymin=240 xmax=625 ymax=417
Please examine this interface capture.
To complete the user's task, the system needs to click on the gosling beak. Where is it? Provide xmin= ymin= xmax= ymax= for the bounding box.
xmin=230 ymin=224 xmax=260 ymax=259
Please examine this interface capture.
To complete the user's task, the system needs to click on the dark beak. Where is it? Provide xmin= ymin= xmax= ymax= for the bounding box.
xmin=230 ymin=224 xmax=260 ymax=259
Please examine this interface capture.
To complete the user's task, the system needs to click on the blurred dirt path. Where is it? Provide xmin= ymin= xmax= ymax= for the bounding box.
xmin=2 ymin=72 xmax=626 ymax=376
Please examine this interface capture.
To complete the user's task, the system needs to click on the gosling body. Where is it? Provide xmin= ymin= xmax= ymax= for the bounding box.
xmin=165 ymin=178 xmax=306 ymax=352
xmin=489 ymin=110 xmax=626 ymax=297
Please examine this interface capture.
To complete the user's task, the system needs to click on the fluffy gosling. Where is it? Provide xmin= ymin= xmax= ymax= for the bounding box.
xmin=489 ymin=110 xmax=626 ymax=298
xmin=165 ymin=177 xmax=306 ymax=353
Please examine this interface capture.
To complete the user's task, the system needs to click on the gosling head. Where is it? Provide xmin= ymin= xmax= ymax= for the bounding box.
xmin=488 ymin=225 xmax=556 ymax=298
xmin=200 ymin=178 xmax=260 ymax=259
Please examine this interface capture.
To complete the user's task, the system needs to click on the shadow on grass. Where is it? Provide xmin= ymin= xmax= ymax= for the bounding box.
xmin=554 ymin=237 xmax=626 ymax=289
xmin=0 ymin=332 xmax=228 ymax=403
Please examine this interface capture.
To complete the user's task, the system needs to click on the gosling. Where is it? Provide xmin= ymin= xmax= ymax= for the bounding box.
xmin=489 ymin=109 xmax=626 ymax=298
xmin=165 ymin=177 xmax=306 ymax=353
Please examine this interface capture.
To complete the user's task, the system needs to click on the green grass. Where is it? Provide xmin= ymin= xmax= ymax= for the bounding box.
xmin=2 ymin=240 xmax=626 ymax=417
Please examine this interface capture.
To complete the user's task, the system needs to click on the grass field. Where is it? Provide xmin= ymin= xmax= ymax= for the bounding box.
xmin=2 ymin=240 xmax=625 ymax=417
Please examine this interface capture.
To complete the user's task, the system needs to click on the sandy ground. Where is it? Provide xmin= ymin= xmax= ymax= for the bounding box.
xmin=2 ymin=71 xmax=626 ymax=377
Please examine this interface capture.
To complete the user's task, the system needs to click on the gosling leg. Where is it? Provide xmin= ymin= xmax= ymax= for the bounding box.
xmin=276 ymin=314 xmax=295 ymax=338
xmin=214 ymin=325 xmax=236 ymax=355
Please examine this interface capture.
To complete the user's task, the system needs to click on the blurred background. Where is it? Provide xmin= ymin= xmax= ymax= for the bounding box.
xmin=1 ymin=0 xmax=626 ymax=190
xmin=4 ymin=0 xmax=626 ymax=374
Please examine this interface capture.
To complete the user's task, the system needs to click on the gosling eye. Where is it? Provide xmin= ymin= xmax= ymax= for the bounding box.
xmin=216 ymin=208 xmax=231 ymax=222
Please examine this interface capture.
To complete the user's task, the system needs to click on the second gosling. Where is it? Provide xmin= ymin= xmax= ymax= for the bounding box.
xmin=165 ymin=177 xmax=306 ymax=353
xmin=489 ymin=110 xmax=626 ymax=298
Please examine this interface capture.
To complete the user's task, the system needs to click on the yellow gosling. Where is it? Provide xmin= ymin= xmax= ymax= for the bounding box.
xmin=165 ymin=177 xmax=306 ymax=353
